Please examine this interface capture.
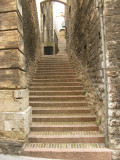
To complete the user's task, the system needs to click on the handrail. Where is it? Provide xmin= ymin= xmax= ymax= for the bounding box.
xmin=70 ymin=49 xmax=102 ymax=101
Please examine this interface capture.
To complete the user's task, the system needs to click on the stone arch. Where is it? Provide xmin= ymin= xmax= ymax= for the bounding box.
xmin=39 ymin=0 xmax=66 ymax=55
xmin=40 ymin=0 xmax=67 ymax=5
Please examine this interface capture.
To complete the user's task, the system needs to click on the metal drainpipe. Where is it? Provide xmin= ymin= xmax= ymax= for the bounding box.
xmin=99 ymin=0 xmax=109 ymax=147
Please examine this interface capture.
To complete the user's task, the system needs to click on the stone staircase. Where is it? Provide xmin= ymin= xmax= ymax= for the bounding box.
xmin=24 ymin=55 xmax=111 ymax=160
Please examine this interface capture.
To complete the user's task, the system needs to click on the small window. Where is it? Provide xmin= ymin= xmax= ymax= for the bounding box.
xmin=44 ymin=46 xmax=53 ymax=55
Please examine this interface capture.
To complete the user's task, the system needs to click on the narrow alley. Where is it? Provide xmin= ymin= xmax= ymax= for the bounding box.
xmin=0 ymin=0 xmax=120 ymax=160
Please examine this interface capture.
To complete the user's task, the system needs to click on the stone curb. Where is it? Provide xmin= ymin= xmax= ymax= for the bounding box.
xmin=0 ymin=154 xmax=62 ymax=160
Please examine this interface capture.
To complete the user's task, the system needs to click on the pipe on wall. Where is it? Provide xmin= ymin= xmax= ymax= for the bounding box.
xmin=99 ymin=0 xmax=109 ymax=147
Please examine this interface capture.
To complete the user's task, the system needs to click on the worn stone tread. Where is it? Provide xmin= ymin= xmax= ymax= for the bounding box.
xmin=29 ymin=131 xmax=102 ymax=136
xmin=25 ymin=143 xmax=106 ymax=149
xmin=31 ymin=122 xmax=96 ymax=126
xmin=32 ymin=113 xmax=95 ymax=117
xmin=32 ymin=106 xmax=90 ymax=110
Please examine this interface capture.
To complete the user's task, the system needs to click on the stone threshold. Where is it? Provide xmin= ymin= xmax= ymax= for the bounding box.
xmin=0 ymin=154 xmax=61 ymax=160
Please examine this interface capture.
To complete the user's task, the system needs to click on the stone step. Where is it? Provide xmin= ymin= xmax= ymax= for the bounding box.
xmin=32 ymin=114 xmax=96 ymax=122
xmin=40 ymin=56 xmax=68 ymax=58
xmin=30 ymin=96 xmax=86 ymax=102
xmin=38 ymin=63 xmax=71 ymax=66
xmin=37 ymin=64 xmax=72 ymax=67
xmin=39 ymin=56 xmax=68 ymax=59
xmin=37 ymin=67 xmax=73 ymax=70
xmin=35 ymin=72 xmax=76 ymax=76
xmin=24 ymin=143 xmax=111 ymax=160
xmin=32 ymin=78 xmax=78 ymax=82
xmin=31 ymin=122 xmax=99 ymax=131
xmin=38 ymin=58 xmax=69 ymax=61
xmin=29 ymin=86 xmax=83 ymax=91
xmin=39 ymin=58 xmax=68 ymax=60
xmin=41 ymin=55 xmax=67 ymax=57
xmin=32 ymin=107 xmax=90 ymax=114
xmin=36 ymin=69 xmax=74 ymax=72
xmin=30 ymin=102 xmax=88 ymax=107
xmin=28 ymin=131 xmax=105 ymax=143
xmin=30 ymin=82 xmax=81 ymax=86
xmin=33 ymin=75 xmax=77 ymax=79
xmin=40 ymin=55 xmax=68 ymax=58
xmin=38 ymin=60 xmax=71 ymax=63
xmin=38 ymin=60 xmax=69 ymax=63
xmin=29 ymin=91 xmax=85 ymax=96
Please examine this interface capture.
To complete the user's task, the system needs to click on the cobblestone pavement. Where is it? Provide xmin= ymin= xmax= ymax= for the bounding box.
xmin=0 ymin=154 xmax=61 ymax=160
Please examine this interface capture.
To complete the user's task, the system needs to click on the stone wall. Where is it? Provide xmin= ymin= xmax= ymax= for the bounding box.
xmin=0 ymin=0 xmax=40 ymax=154
xmin=40 ymin=2 xmax=55 ymax=55
xmin=40 ymin=2 xmax=53 ymax=43
xmin=104 ymin=0 xmax=120 ymax=159
xmin=66 ymin=0 xmax=120 ymax=159
xmin=22 ymin=0 xmax=40 ymax=85
xmin=66 ymin=0 xmax=105 ymax=132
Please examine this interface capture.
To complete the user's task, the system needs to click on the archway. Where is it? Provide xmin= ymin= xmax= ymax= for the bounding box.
xmin=39 ymin=0 xmax=66 ymax=55
xmin=40 ymin=0 xmax=67 ymax=5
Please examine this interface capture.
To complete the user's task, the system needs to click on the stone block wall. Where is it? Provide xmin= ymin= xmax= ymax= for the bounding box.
xmin=68 ymin=51 xmax=104 ymax=132
xmin=0 ymin=0 xmax=40 ymax=154
xmin=40 ymin=2 xmax=53 ymax=43
xmin=66 ymin=0 xmax=120 ymax=159
xmin=66 ymin=0 xmax=105 ymax=132
xmin=40 ymin=2 xmax=54 ymax=55
xmin=104 ymin=0 xmax=120 ymax=159
xmin=22 ymin=0 xmax=41 ymax=86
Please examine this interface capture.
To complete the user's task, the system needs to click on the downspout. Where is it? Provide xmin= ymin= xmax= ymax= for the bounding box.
xmin=99 ymin=0 xmax=109 ymax=147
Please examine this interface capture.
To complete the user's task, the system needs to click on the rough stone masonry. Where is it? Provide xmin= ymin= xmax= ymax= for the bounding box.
xmin=66 ymin=0 xmax=120 ymax=159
